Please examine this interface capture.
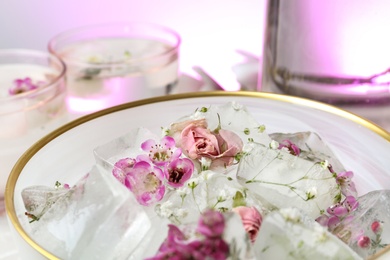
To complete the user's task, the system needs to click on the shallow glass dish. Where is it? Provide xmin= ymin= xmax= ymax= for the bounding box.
xmin=5 ymin=91 xmax=390 ymax=259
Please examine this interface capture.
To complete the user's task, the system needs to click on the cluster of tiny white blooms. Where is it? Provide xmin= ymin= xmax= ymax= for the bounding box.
xmin=306 ymin=187 xmax=318 ymax=200
xmin=280 ymin=208 xmax=302 ymax=223
xmin=269 ymin=140 xmax=279 ymax=150
xmin=314 ymin=225 xmax=329 ymax=243
xmin=320 ymin=160 xmax=329 ymax=169
xmin=174 ymin=208 xmax=188 ymax=219
xmin=159 ymin=200 xmax=174 ymax=218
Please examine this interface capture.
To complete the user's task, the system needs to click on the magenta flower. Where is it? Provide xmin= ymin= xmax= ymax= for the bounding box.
xmin=9 ymin=77 xmax=40 ymax=95
xmin=124 ymin=161 xmax=165 ymax=206
xmin=148 ymin=210 xmax=229 ymax=260
xmin=165 ymin=158 xmax=194 ymax=188
xmin=141 ymin=136 xmax=181 ymax=166
xmin=336 ymin=171 xmax=357 ymax=197
xmin=196 ymin=209 xmax=226 ymax=238
xmin=278 ymin=139 xmax=300 ymax=156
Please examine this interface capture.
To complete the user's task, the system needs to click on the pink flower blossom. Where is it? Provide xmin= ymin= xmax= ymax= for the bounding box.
xmin=232 ymin=206 xmax=262 ymax=243
xmin=165 ymin=158 xmax=194 ymax=188
xmin=177 ymin=119 xmax=243 ymax=167
xmin=148 ymin=210 xmax=229 ymax=260
xmin=112 ymin=157 xmax=137 ymax=184
xmin=124 ymin=161 xmax=165 ymax=206
xmin=197 ymin=209 xmax=226 ymax=238
xmin=9 ymin=77 xmax=40 ymax=95
xmin=336 ymin=171 xmax=357 ymax=197
xmin=141 ymin=136 xmax=181 ymax=166
xmin=278 ymin=139 xmax=300 ymax=156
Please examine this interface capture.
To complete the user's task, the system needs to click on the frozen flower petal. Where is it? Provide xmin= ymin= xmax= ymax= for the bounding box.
xmin=124 ymin=161 xmax=165 ymax=206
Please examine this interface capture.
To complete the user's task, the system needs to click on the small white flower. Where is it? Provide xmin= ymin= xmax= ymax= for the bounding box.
xmin=280 ymin=208 xmax=302 ymax=223
xmin=314 ymin=225 xmax=329 ymax=242
xmin=269 ymin=140 xmax=279 ymax=150
xmin=217 ymin=190 xmax=228 ymax=202
xmin=320 ymin=160 xmax=329 ymax=169
xmin=306 ymin=187 xmax=317 ymax=200
xmin=174 ymin=208 xmax=188 ymax=219
xmin=177 ymin=186 xmax=190 ymax=197
xmin=161 ymin=127 xmax=170 ymax=136
xmin=159 ymin=201 xmax=174 ymax=218
xmin=187 ymin=177 xmax=200 ymax=189
xmin=200 ymin=157 xmax=212 ymax=171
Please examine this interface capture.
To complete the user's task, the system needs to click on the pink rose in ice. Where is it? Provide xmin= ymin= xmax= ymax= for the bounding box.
xmin=174 ymin=119 xmax=243 ymax=167
xmin=232 ymin=206 xmax=262 ymax=243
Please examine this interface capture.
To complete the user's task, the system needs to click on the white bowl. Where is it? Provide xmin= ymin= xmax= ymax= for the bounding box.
xmin=5 ymin=91 xmax=390 ymax=259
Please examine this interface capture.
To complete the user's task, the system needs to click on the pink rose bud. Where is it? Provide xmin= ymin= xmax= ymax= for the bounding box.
xmin=232 ymin=206 xmax=262 ymax=243
xmin=357 ymin=236 xmax=371 ymax=248
xmin=371 ymin=221 xmax=382 ymax=234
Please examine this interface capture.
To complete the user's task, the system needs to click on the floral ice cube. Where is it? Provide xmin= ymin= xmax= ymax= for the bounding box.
xmin=332 ymin=190 xmax=390 ymax=259
xmin=155 ymin=169 xmax=267 ymax=225
xmin=237 ymin=142 xmax=340 ymax=218
xmin=168 ymin=101 xmax=272 ymax=147
xmin=22 ymin=165 xmax=158 ymax=259
xmin=254 ymin=208 xmax=362 ymax=259
xmin=270 ymin=131 xmax=345 ymax=173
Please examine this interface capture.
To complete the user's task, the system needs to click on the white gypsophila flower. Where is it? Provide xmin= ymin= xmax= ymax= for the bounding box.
xmin=306 ymin=187 xmax=318 ymax=200
xmin=242 ymin=143 xmax=255 ymax=153
xmin=280 ymin=208 xmax=302 ymax=223
xmin=200 ymin=170 xmax=216 ymax=182
xmin=269 ymin=140 xmax=279 ymax=150
xmin=159 ymin=201 xmax=174 ymax=218
xmin=320 ymin=160 xmax=329 ymax=169
xmin=200 ymin=157 xmax=212 ymax=170
xmin=314 ymin=225 xmax=329 ymax=243
xmin=174 ymin=208 xmax=188 ymax=219
xmin=187 ymin=176 xmax=201 ymax=189
xmin=217 ymin=189 xmax=228 ymax=202
xmin=161 ymin=127 xmax=170 ymax=136
xmin=176 ymin=186 xmax=190 ymax=197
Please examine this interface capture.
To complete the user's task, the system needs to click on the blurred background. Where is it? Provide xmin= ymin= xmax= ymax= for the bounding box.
xmin=0 ymin=0 xmax=267 ymax=91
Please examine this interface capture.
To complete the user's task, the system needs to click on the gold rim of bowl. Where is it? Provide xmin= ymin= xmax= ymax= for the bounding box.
xmin=5 ymin=91 xmax=390 ymax=259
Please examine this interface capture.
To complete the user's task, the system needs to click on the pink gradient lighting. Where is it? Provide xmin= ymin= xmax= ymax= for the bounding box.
xmin=283 ymin=0 xmax=390 ymax=77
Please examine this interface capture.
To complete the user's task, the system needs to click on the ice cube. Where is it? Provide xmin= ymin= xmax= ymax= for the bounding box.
xmin=237 ymin=142 xmax=340 ymax=218
xmin=270 ymin=131 xmax=345 ymax=173
xmin=254 ymin=208 xmax=362 ymax=259
xmin=22 ymin=165 xmax=164 ymax=259
xmin=155 ymin=169 xmax=268 ymax=225
xmin=333 ymin=190 xmax=390 ymax=259
xmin=93 ymin=127 xmax=158 ymax=172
